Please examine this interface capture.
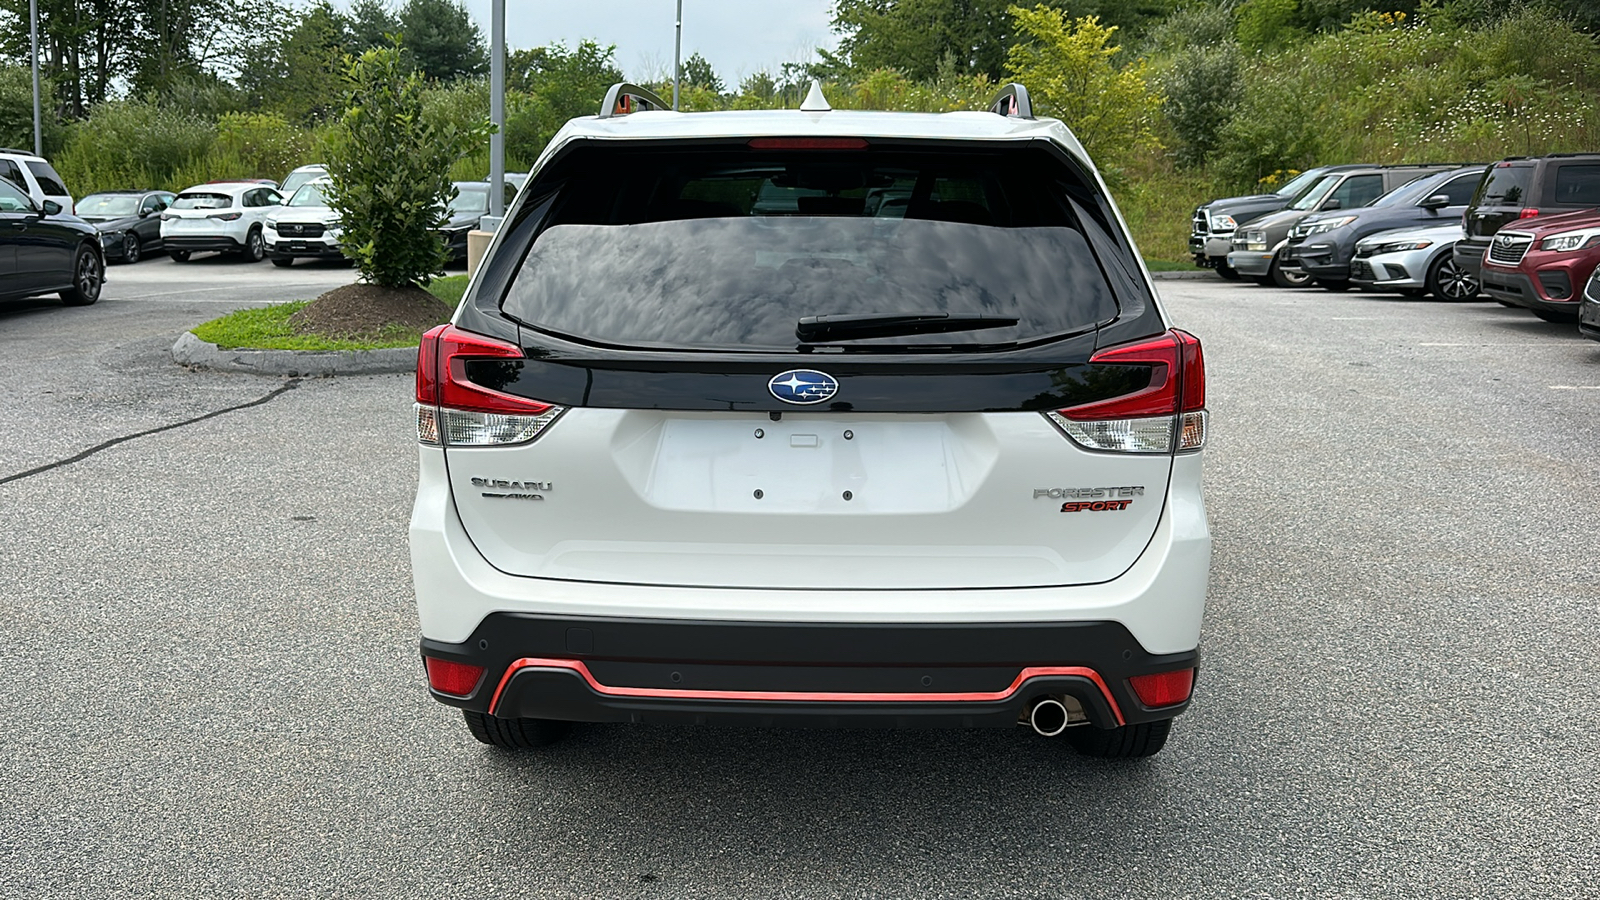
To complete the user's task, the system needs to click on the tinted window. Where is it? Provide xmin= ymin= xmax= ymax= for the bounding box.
xmin=1476 ymin=164 xmax=1532 ymax=207
xmin=172 ymin=192 xmax=234 ymax=210
xmin=1440 ymin=173 xmax=1480 ymax=206
xmin=0 ymin=179 xmax=31 ymax=211
xmin=1290 ymin=175 xmax=1340 ymax=210
xmin=502 ymin=148 xmax=1122 ymax=351
xmin=1328 ymin=174 xmax=1383 ymax=209
xmin=0 ymin=159 xmax=23 ymax=190
xmin=25 ymin=160 xmax=69 ymax=196
xmin=1551 ymin=164 xmax=1600 ymax=206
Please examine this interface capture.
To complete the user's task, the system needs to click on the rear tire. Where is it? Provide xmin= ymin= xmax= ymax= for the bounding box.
xmin=463 ymin=710 xmax=571 ymax=749
xmin=1066 ymin=718 xmax=1172 ymax=759
xmin=122 ymin=233 xmax=141 ymax=264
xmin=59 ymin=245 xmax=104 ymax=306
xmin=1426 ymin=254 xmax=1478 ymax=301
xmin=170 ymin=250 xmax=191 ymax=262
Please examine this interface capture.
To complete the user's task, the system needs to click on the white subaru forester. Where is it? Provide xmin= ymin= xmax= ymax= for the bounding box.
xmin=410 ymin=83 xmax=1210 ymax=759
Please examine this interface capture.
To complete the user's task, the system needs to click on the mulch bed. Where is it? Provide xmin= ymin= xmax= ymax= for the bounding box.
xmin=288 ymin=282 xmax=453 ymax=339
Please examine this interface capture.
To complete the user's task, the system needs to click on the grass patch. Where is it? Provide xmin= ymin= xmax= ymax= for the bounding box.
xmin=1142 ymin=258 xmax=1196 ymax=272
xmin=191 ymin=277 xmax=468 ymax=351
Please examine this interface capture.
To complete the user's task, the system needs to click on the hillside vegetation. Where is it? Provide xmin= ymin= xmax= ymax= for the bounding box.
xmin=2 ymin=0 xmax=1596 ymax=263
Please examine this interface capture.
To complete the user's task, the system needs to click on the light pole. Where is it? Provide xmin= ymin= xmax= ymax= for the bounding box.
xmin=673 ymin=0 xmax=682 ymax=110
xmin=30 ymin=0 xmax=42 ymax=156
xmin=489 ymin=0 xmax=505 ymax=219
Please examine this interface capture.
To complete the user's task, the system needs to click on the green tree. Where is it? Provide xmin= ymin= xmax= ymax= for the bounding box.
xmin=0 ymin=65 xmax=65 ymax=153
xmin=324 ymin=42 xmax=491 ymax=287
xmin=679 ymin=51 xmax=724 ymax=92
xmin=1160 ymin=41 xmax=1242 ymax=165
xmin=1005 ymin=7 xmax=1163 ymax=166
xmin=239 ymin=1 xmax=354 ymax=124
xmin=1235 ymin=0 xmax=1305 ymax=52
xmin=508 ymin=40 xmax=622 ymax=148
xmin=349 ymin=0 xmax=400 ymax=50
xmin=397 ymin=0 xmax=485 ymax=81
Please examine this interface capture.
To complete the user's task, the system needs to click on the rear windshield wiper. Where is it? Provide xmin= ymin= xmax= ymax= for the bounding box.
xmin=796 ymin=313 xmax=1020 ymax=343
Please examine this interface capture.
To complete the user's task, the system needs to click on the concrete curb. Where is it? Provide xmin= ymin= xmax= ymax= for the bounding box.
xmin=1148 ymin=270 xmax=1218 ymax=281
xmin=171 ymin=331 xmax=417 ymax=376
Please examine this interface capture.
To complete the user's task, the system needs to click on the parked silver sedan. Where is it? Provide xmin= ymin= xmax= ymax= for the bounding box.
xmin=1349 ymin=223 xmax=1479 ymax=300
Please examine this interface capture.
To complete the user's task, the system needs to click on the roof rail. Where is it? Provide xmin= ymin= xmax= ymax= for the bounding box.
xmin=988 ymin=83 xmax=1033 ymax=119
xmin=0 ymin=147 xmax=41 ymax=156
xmin=598 ymin=83 xmax=670 ymax=119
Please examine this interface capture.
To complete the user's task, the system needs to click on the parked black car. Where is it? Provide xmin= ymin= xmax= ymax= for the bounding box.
xmin=1580 ymin=266 xmax=1600 ymax=342
xmin=1284 ymin=165 xmax=1484 ymax=289
xmin=74 ymin=190 xmax=176 ymax=264
xmin=1454 ymin=153 xmax=1600 ymax=284
xmin=436 ymin=180 xmax=517 ymax=261
xmin=0 ymin=178 xmax=104 ymax=306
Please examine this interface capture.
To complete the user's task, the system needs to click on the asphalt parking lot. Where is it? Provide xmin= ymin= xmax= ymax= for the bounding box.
xmin=2 ymin=262 xmax=1597 ymax=899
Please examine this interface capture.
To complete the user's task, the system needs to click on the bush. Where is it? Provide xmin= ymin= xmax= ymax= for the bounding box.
xmin=0 ymin=66 xmax=67 ymax=155
xmin=216 ymin=112 xmax=312 ymax=181
xmin=1160 ymin=42 xmax=1242 ymax=167
xmin=324 ymin=43 xmax=491 ymax=287
xmin=53 ymin=100 xmax=216 ymax=194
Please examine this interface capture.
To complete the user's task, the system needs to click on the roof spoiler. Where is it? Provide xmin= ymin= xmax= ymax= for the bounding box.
xmin=598 ymin=83 xmax=670 ymax=119
xmin=988 ymin=83 xmax=1033 ymax=119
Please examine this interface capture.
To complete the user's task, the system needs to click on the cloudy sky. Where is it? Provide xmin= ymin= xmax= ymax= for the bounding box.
xmin=448 ymin=1 xmax=840 ymax=85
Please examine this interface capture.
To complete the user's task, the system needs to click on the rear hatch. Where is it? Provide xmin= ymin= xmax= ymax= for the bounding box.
xmin=434 ymin=139 xmax=1191 ymax=591
xmin=164 ymin=192 xmax=238 ymax=232
xmin=1466 ymin=162 xmax=1535 ymax=241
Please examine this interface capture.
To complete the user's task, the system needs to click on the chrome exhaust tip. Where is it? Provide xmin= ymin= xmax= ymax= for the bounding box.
xmin=1029 ymin=697 xmax=1069 ymax=737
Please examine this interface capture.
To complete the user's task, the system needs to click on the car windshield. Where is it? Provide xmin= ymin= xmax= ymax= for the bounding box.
xmin=280 ymin=169 xmax=324 ymax=197
xmin=172 ymin=193 xmax=233 ymax=210
xmin=77 ymin=194 xmax=141 ymax=217
xmin=1274 ymin=169 xmax=1321 ymax=198
xmin=0 ymin=179 xmax=30 ymax=211
xmin=288 ymin=183 xmax=329 ymax=207
xmin=501 ymin=147 xmax=1123 ymax=351
xmin=1289 ymin=175 xmax=1340 ymax=210
xmin=449 ymin=185 xmax=490 ymax=215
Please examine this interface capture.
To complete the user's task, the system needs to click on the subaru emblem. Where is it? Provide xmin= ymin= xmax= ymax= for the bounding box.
xmin=768 ymin=369 xmax=839 ymax=405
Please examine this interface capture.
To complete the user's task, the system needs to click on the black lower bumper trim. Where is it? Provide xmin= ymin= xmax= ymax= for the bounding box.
xmin=420 ymin=613 xmax=1198 ymax=730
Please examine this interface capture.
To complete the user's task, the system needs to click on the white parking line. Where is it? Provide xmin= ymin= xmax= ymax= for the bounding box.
xmin=1549 ymin=385 xmax=1600 ymax=390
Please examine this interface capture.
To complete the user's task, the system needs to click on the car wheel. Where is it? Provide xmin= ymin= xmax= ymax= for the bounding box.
xmin=1315 ymin=278 xmax=1351 ymax=291
xmin=59 ymin=245 xmax=104 ymax=307
xmin=121 ymin=234 xmax=141 ymax=264
xmin=1426 ymin=254 xmax=1478 ymax=301
xmin=170 ymin=250 xmax=191 ymax=262
xmin=1065 ymin=718 xmax=1172 ymax=759
xmin=463 ymin=710 xmax=571 ymax=749
xmin=242 ymin=227 xmax=265 ymax=262
xmin=1269 ymin=253 xmax=1312 ymax=288
xmin=270 ymin=256 xmax=295 ymax=268
xmin=1214 ymin=263 xmax=1242 ymax=281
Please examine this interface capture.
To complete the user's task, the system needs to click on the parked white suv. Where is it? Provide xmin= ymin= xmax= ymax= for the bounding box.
xmin=160 ymin=181 xmax=283 ymax=262
xmin=265 ymin=178 xmax=344 ymax=266
xmin=0 ymin=148 xmax=74 ymax=213
xmin=410 ymin=83 xmax=1211 ymax=759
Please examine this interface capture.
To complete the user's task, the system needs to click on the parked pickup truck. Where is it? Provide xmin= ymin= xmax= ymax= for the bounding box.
xmin=1189 ymin=167 xmax=1331 ymax=280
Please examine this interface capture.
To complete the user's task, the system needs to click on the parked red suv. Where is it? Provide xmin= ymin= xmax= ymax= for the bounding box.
xmin=1478 ymin=207 xmax=1600 ymax=322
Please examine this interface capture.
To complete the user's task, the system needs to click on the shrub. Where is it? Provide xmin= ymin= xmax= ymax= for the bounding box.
xmin=1160 ymin=42 xmax=1243 ymax=167
xmin=53 ymin=100 xmax=216 ymax=194
xmin=216 ymin=112 xmax=312 ymax=181
xmin=324 ymin=43 xmax=491 ymax=287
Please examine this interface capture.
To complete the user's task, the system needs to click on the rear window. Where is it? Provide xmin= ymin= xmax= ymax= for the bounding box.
xmin=1549 ymin=164 xmax=1600 ymax=206
xmin=172 ymin=192 xmax=234 ymax=210
xmin=501 ymin=146 xmax=1123 ymax=351
xmin=25 ymin=160 xmax=69 ymax=196
xmin=1475 ymin=164 xmax=1532 ymax=207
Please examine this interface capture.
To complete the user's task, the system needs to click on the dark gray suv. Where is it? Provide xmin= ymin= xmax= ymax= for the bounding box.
xmin=1453 ymin=154 xmax=1600 ymax=283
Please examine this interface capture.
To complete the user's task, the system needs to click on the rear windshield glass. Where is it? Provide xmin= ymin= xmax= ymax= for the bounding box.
xmin=1550 ymin=164 xmax=1600 ymax=206
xmin=1475 ymin=164 xmax=1531 ymax=207
xmin=172 ymin=192 xmax=234 ymax=210
xmin=501 ymin=147 xmax=1122 ymax=351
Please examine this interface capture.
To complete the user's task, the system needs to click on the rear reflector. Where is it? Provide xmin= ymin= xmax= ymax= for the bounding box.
xmin=747 ymin=138 xmax=870 ymax=150
xmin=425 ymin=657 xmax=485 ymax=697
xmin=1047 ymin=329 xmax=1206 ymax=453
xmin=416 ymin=324 xmax=566 ymax=446
xmin=1128 ymin=668 xmax=1194 ymax=708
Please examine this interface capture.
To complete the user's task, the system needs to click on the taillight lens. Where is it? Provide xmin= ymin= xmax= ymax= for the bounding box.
xmin=415 ymin=324 xmax=566 ymax=446
xmin=1518 ymin=208 xmax=1540 ymax=219
xmin=424 ymin=657 xmax=485 ymax=697
xmin=1046 ymin=329 xmax=1206 ymax=453
xmin=207 ymin=211 xmax=243 ymax=221
xmin=1129 ymin=668 xmax=1195 ymax=708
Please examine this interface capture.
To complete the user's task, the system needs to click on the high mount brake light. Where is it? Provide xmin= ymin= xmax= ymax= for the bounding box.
xmin=1045 ymin=330 xmax=1206 ymax=453
xmin=415 ymin=324 xmax=566 ymax=447
xmin=747 ymin=138 xmax=870 ymax=150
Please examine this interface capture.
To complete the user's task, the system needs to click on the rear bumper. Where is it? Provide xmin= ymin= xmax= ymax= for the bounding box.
xmin=421 ymin=614 xmax=1197 ymax=729
xmin=1453 ymin=239 xmax=1489 ymax=281
xmin=163 ymin=235 xmax=245 ymax=252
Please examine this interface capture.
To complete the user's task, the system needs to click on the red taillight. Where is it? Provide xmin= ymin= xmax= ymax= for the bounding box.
xmin=1518 ymin=208 xmax=1540 ymax=219
xmin=425 ymin=657 xmax=485 ymax=697
xmin=747 ymin=137 xmax=870 ymax=150
xmin=416 ymin=323 xmax=446 ymax=404
xmin=1128 ymin=668 xmax=1194 ymax=708
xmin=207 ymin=211 xmax=242 ymax=221
xmin=415 ymin=324 xmax=566 ymax=446
xmin=1047 ymin=330 xmax=1206 ymax=453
